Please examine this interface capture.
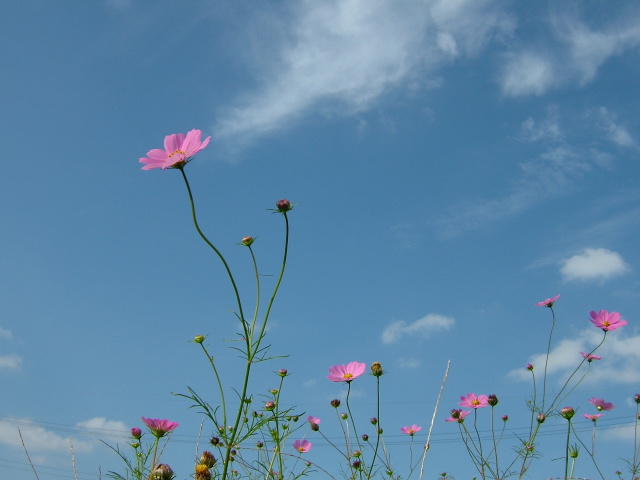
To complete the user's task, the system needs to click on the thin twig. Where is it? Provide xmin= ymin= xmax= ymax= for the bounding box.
xmin=70 ymin=437 xmax=78 ymax=480
xmin=18 ymin=428 xmax=40 ymax=480
xmin=418 ymin=359 xmax=451 ymax=480
xmin=195 ymin=418 xmax=205 ymax=463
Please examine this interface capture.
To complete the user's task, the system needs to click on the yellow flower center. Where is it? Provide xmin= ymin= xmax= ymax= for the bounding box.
xmin=343 ymin=373 xmax=353 ymax=379
xmin=603 ymin=321 xmax=610 ymax=327
xmin=471 ymin=399 xmax=480 ymax=405
xmin=168 ymin=149 xmax=186 ymax=159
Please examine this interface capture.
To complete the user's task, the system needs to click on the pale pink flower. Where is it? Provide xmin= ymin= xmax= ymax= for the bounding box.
xmin=581 ymin=352 xmax=602 ymax=362
xmin=589 ymin=310 xmax=627 ymax=331
xmin=583 ymin=413 xmax=604 ymax=422
xmin=589 ymin=397 xmax=614 ymax=411
xmin=327 ymin=362 xmax=366 ymax=382
xmin=307 ymin=416 xmax=320 ymax=428
xmin=445 ymin=410 xmax=471 ymax=423
xmin=293 ymin=439 xmax=311 ymax=453
xmin=536 ymin=294 xmax=560 ymax=307
xmin=400 ymin=424 xmax=422 ymax=436
xmin=139 ymin=129 xmax=211 ymax=170
xmin=141 ymin=417 xmax=179 ymax=438
xmin=458 ymin=393 xmax=489 ymax=409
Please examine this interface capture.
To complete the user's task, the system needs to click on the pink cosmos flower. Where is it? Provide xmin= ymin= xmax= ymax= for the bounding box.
xmin=400 ymin=424 xmax=422 ymax=436
xmin=581 ymin=352 xmax=602 ymax=362
xmin=589 ymin=397 xmax=614 ymax=411
xmin=583 ymin=413 xmax=604 ymax=422
xmin=292 ymin=439 xmax=311 ymax=453
xmin=306 ymin=415 xmax=320 ymax=426
xmin=536 ymin=294 xmax=560 ymax=307
xmin=445 ymin=410 xmax=471 ymax=423
xmin=458 ymin=393 xmax=489 ymax=409
xmin=589 ymin=310 xmax=627 ymax=331
xmin=139 ymin=129 xmax=211 ymax=170
xmin=327 ymin=362 xmax=366 ymax=383
xmin=141 ymin=417 xmax=179 ymax=438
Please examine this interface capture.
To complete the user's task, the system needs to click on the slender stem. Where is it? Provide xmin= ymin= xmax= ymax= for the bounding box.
xmin=179 ymin=167 xmax=246 ymax=329
xmin=541 ymin=306 xmax=556 ymax=413
xmin=247 ymin=245 xmax=261 ymax=343
xmin=366 ymin=376 xmax=382 ymax=478
xmin=199 ymin=343 xmax=227 ymax=427
xmin=564 ymin=419 xmax=571 ymax=480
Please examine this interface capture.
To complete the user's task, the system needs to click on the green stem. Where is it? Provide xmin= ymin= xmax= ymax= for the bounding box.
xmin=564 ymin=419 xmax=571 ymax=480
xmin=199 ymin=342 xmax=227 ymax=428
xmin=366 ymin=376 xmax=382 ymax=478
xmin=541 ymin=306 xmax=556 ymax=413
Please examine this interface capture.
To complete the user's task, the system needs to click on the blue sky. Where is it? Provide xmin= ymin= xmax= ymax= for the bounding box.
xmin=1 ymin=0 xmax=640 ymax=479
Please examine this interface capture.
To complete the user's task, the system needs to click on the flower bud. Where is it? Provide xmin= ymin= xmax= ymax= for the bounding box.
xmin=131 ymin=427 xmax=142 ymax=439
xmin=311 ymin=423 xmax=319 ymax=431
xmin=526 ymin=363 xmax=534 ymax=371
xmin=352 ymin=460 xmax=362 ymax=469
xmin=269 ymin=389 xmax=279 ymax=395
xmin=330 ymin=399 xmax=341 ymax=408
xmin=278 ymin=369 xmax=288 ymax=377
xmin=502 ymin=415 xmax=508 ymax=422
xmin=200 ymin=451 xmax=216 ymax=468
xmin=370 ymin=417 xmax=378 ymax=425
xmin=362 ymin=434 xmax=369 ymax=441
xmin=370 ymin=362 xmax=383 ymax=377
xmin=450 ymin=409 xmax=460 ymax=419
xmin=537 ymin=413 xmax=546 ymax=424
xmin=265 ymin=401 xmax=275 ymax=411
xmin=341 ymin=413 xmax=348 ymax=420
xmin=195 ymin=464 xmax=211 ymax=480
xmin=193 ymin=335 xmax=205 ymax=344
xmin=151 ymin=464 xmax=174 ymax=480
xmin=560 ymin=406 xmax=575 ymax=420
xmin=635 ymin=394 xmax=640 ymax=404
xmin=487 ymin=394 xmax=498 ymax=406
xmin=257 ymin=441 xmax=264 ymax=448
xmin=210 ymin=437 xmax=220 ymax=446
xmin=353 ymin=450 xmax=362 ymax=458
xmin=241 ymin=236 xmax=254 ymax=246
xmin=276 ymin=199 xmax=292 ymax=212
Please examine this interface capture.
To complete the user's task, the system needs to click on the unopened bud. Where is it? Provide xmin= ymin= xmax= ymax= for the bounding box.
xmin=370 ymin=362 xmax=383 ymax=377
xmin=537 ymin=413 xmax=546 ymax=424
xmin=241 ymin=236 xmax=254 ymax=246
xmin=278 ymin=369 xmax=288 ymax=377
xmin=341 ymin=413 xmax=348 ymax=420
xmin=265 ymin=401 xmax=275 ymax=411
xmin=195 ymin=464 xmax=211 ymax=480
xmin=151 ymin=464 xmax=174 ymax=480
xmin=193 ymin=335 xmax=205 ymax=344
xmin=560 ymin=406 xmax=575 ymax=420
xmin=487 ymin=394 xmax=498 ymax=407
xmin=362 ymin=434 xmax=369 ymax=441
xmin=199 ymin=451 xmax=216 ymax=468
xmin=131 ymin=427 xmax=142 ymax=439
xmin=330 ymin=399 xmax=341 ymax=408
xmin=526 ymin=363 xmax=534 ymax=371
xmin=276 ymin=199 xmax=292 ymax=212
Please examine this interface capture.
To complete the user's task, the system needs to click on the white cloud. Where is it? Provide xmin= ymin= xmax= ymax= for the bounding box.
xmin=595 ymin=107 xmax=636 ymax=148
xmin=508 ymin=327 xmax=640 ymax=386
xmin=0 ymin=353 xmax=22 ymax=371
xmin=501 ymin=9 xmax=640 ymax=97
xmin=0 ymin=419 xmax=93 ymax=454
xmin=76 ymin=417 xmax=129 ymax=440
xmin=214 ymin=0 xmax=513 ymax=151
xmin=501 ymin=52 xmax=556 ymax=97
xmin=0 ymin=327 xmax=12 ymax=340
xmin=561 ymin=248 xmax=630 ymax=282
xmin=382 ymin=313 xmax=454 ymax=344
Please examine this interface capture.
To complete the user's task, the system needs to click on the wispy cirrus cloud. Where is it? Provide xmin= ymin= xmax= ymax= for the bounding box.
xmin=500 ymin=7 xmax=640 ymax=97
xmin=382 ymin=313 xmax=454 ymax=344
xmin=214 ymin=0 xmax=513 ymax=152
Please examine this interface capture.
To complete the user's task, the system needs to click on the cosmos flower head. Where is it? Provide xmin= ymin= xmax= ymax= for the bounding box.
xmin=445 ymin=410 xmax=471 ymax=423
xmin=139 ymin=129 xmax=211 ymax=170
xmin=581 ymin=352 xmax=602 ymax=362
xmin=536 ymin=294 xmax=560 ymax=308
xmin=293 ymin=439 xmax=311 ymax=453
xmin=400 ymin=424 xmax=422 ymax=436
xmin=306 ymin=415 xmax=320 ymax=426
xmin=141 ymin=417 xmax=179 ymax=438
xmin=327 ymin=362 xmax=366 ymax=383
xmin=589 ymin=397 xmax=614 ymax=411
xmin=583 ymin=413 xmax=604 ymax=422
xmin=589 ymin=310 xmax=627 ymax=331
xmin=458 ymin=393 xmax=489 ymax=409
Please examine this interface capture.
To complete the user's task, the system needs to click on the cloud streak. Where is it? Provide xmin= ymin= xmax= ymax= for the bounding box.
xmin=382 ymin=313 xmax=454 ymax=344
xmin=214 ymin=0 xmax=513 ymax=152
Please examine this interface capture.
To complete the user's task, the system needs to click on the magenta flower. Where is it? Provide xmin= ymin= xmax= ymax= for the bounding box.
xmin=458 ymin=393 xmax=489 ymax=409
xmin=589 ymin=310 xmax=627 ymax=331
xmin=141 ymin=417 xmax=179 ymax=438
xmin=583 ymin=413 xmax=604 ymax=422
xmin=306 ymin=415 xmax=320 ymax=426
xmin=445 ymin=410 xmax=471 ymax=423
xmin=131 ymin=427 xmax=142 ymax=439
xmin=536 ymin=294 xmax=560 ymax=307
xmin=589 ymin=397 xmax=614 ymax=411
xmin=327 ymin=362 xmax=366 ymax=383
xmin=400 ymin=424 xmax=422 ymax=436
xmin=581 ymin=352 xmax=602 ymax=362
xmin=139 ymin=129 xmax=211 ymax=170
xmin=292 ymin=439 xmax=311 ymax=453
